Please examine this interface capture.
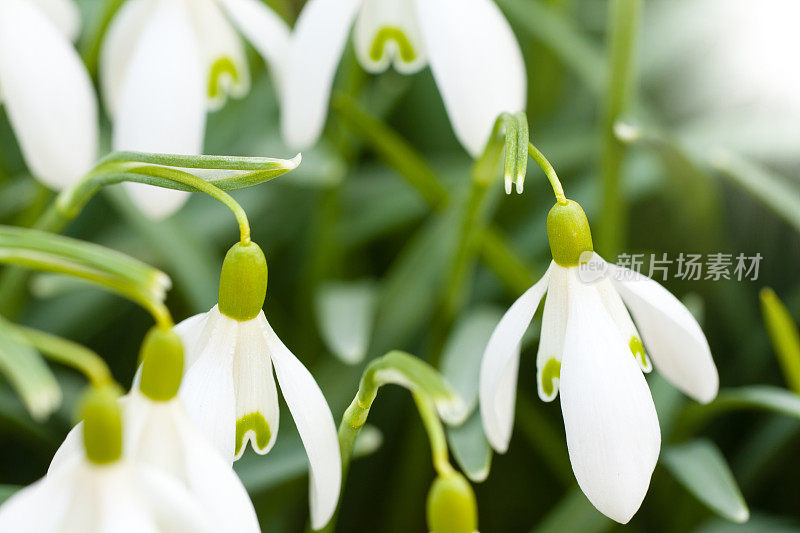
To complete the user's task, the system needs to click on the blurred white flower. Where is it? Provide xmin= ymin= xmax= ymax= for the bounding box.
xmin=176 ymin=304 xmax=342 ymax=530
xmin=101 ymin=0 xmax=289 ymax=218
xmin=479 ymin=252 xmax=719 ymax=523
xmin=48 ymin=389 xmax=261 ymax=533
xmin=283 ymin=0 xmax=526 ymax=156
xmin=643 ymin=0 xmax=800 ymax=163
xmin=0 ymin=0 xmax=97 ymax=189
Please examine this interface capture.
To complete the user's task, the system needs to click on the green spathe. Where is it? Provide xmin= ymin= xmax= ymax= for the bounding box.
xmin=426 ymin=473 xmax=478 ymax=533
xmin=547 ymin=199 xmax=594 ymax=267
xmin=218 ymin=241 xmax=268 ymax=321
xmin=80 ymin=384 xmax=123 ymax=465
xmin=139 ymin=327 xmax=184 ymax=402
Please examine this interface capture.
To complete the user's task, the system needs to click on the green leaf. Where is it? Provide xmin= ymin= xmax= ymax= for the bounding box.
xmin=662 ymin=439 xmax=749 ymax=523
xmin=697 ymin=514 xmax=800 ymax=533
xmin=530 ymin=487 xmax=612 ymax=533
xmin=447 ymin=410 xmax=492 ymax=483
xmin=0 ymin=317 xmax=60 ymax=421
xmin=238 ymin=425 xmax=382 ymax=494
xmin=440 ymin=307 xmax=504 ymax=411
xmin=314 ymin=280 xmax=378 ymax=364
xmin=760 ymin=288 xmax=800 ymax=394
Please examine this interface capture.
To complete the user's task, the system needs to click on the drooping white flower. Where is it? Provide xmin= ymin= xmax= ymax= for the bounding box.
xmin=0 ymin=0 xmax=97 ymax=189
xmin=0 ymin=384 xmax=215 ymax=533
xmin=283 ymin=0 xmax=526 ymax=156
xmin=48 ymin=328 xmax=261 ymax=533
xmin=176 ymin=241 xmax=342 ymax=530
xmin=101 ymin=0 xmax=290 ymax=218
xmin=479 ymin=200 xmax=719 ymax=524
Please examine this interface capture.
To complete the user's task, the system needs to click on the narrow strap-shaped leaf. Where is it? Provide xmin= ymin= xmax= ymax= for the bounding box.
xmin=760 ymin=288 xmax=800 ymax=394
xmin=662 ymin=439 xmax=749 ymax=523
xmin=447 ymin=410 xmax=492 ymax=483
xmin=0 ymin=317 xmax=60 ymax=421
xmin=314 ymin=280 xmax=378 ymax=365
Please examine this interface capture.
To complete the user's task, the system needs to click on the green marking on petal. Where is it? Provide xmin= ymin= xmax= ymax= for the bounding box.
xmin=235 ymin=412 xmax=271 ymax=456
xmin=540 ymin=358 xmax=561 ymax=398
xmin=370 ymin=27 xmax=417 ymax=64
xmin=207 ymin=57 xmax=239 ymax=99
xmin=630 ymin=336 xmax=649 ymax=369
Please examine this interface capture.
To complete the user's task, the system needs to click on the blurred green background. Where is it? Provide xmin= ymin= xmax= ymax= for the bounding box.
xmin=2 ymin=0 xmax=800 ymax=532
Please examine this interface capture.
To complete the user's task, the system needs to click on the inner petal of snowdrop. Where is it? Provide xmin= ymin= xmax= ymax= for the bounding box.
xmin=595 ymin=274 xmax=653 ymax=372
xmin=537 ymin=264 xmax=567 ymax=401
xmin=353 ymin=0 xmax=426 ymax=74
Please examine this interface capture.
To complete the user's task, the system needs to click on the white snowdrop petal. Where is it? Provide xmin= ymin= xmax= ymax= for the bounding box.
xmin=0 ymin=0 xmax=97 ymax=189
xmin=123 ymin=393 xmax=186 ymax=479
xmin=189 ymin=0 xmax=250 ymax=110
xmin=95 ymin=464 xmax=160 ymax=533
xmin=413 ymin=0 xmax=526 ymax=156
xmin=0 ymin=473 xmax=68 ymax=532
xmin=281 ymin=0 xmax=363 ymax=150
xmin=99 ymin=0 xmax=154 ymax=116
xmin=233 ymin=313 xmax=280 ymax=459
xmin=479 ymin=266 xmax=550 ymax=453
xmin=264 ymin=319 xmax=341 ymax=530
xmin=608 ymin=263 xmax=719 ymax=403
xmin=113 ymin=0 xmax=204 ymax=218
xmin=174 ymin=311 xmax=213 ymax=369
xmin=595 ymin=275 xmax=652 ymax=372
xmin=536 ymin=264 xmax=568 ymax=402
xmin=179 ymin=312 xmax=239 ymax=464
xmin=218 ymin=0 xmax=290 ymax=87
xmin=560 ymin=272 xmax=660 ymax=524
xmin=353 ymin=0 xmax=426 ymax=74
xmin=30 ymin=0 xmax=81 ymax=41
xmin=136 ymin=464 xmax=216 ymax=533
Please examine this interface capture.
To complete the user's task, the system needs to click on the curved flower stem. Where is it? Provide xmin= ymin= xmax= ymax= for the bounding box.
xmin=14 ymin=326 xmax=113 ymax=386
xmin=412 ymin=392 xmax=455 ymax=477
xmin=598 ymin=0 xmax=641 ymax=257
xmin=528 ymin=142 xmax=567 ymax=204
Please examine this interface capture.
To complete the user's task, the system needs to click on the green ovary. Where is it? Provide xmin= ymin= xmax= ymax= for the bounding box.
xmin=541 ymin=358 xmax=561 ymax=398
xmin=235 ymin=412 xmax=271 ymax=456
xmin=630 ymin=336 xmax=648 ymax=368
xmin=370 ymin=27 xmax=417 ymax=64
xmin=208 ymin=57 xmax=239 ymax=99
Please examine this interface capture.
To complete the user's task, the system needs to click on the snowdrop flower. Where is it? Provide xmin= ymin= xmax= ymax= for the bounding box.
xmin=0 ymin=384 xmax=214 ymax=533
xmin=0 ymin=0 xmax=97 ymax=189
xmin=48 ymin=327 xmax=261 ymax=533
xmin=284 ymin=0 xmax=526 ymax=156
xmin=176 ymin=240 xmax=341 ymax=530
xmin=479 ymin=199 xmax=719 ymax=523
xmin=101 ymin=0 xmax=289 ymax=218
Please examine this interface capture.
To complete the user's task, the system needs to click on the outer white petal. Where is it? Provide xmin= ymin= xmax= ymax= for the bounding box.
xmin=113 ymin=0 xmax=205 ymax=218
xmin=609 ymin=264 xmax=719 ymax=404
xmin=264 ymin=318 xmax=341 ymax=530
xmin=30 ymin=0 xmax=81 ymax=41
xmin=134 ymin=464 xmax=216 ymax=533
xmin=560 ymin=271 xmax=660 ymax=524
xmin=189 ymin=0 xmax=250 ymax=110
xmin=536 ymin=263 xmax=567 ymax=402
xmin=124 ymin=392 xmax=185 ymax=476
xmin=0 ymin=468 xmax=71 ymax=532
xmin=99 ymin=0 xmax=155 ymax=117
xmin=353 ymin=0 xmax=426 ymax=74
xmin=233 ymin=313 xmax=280 ymax=459
xmin=596 ymin=275 xmax=652 ymax=372
xmin=0 ymin=0 xmax=97 ymax=189
xmin=479 ymin=266 xmax=550 ymax=453
xmin=413 ymin=0 xmax=526 ymax=156
xmin=179 ymin=311 xmax=239 ymax=463
xmin=281 ymin=0 xmax=363 ymax=150
xmin=92 ymin=463 xmax=160 ymax=533
xmin=218 ymin=0 xmax=290 ymax=86
xmin=174 ymin=310 xmax=215 ymax=368
xmin=48 ymin=422 xmax=83 ymax=474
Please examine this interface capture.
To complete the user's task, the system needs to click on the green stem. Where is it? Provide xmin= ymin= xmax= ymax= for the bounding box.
xmin=528 ymin=142 xmax=567 ymax=204
xmin=598 ymin=0 xmax=641 ymax=257
xmin=14 ymin=326 xmax=112 ymax=386
xmin=412 ymin=392 xmax=455 ymax=477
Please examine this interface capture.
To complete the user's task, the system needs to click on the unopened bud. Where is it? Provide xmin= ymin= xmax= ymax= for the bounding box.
xmin=426 ymin=472 xmax=478 ymax=533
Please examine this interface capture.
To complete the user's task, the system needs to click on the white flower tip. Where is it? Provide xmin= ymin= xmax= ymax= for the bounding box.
xmin=288 ymin=152 xmax=303 ymax=168
xmin=734 ymin=506 xmax=751 ymax=524
xmin=613 ymin=121 xmax=641 ymax=144
xmin=504 ymin=176 xmax=512 ymax=195
xmin=515 ymin=178 xmax=524 ymax=194
xmin=437 ymin=396 xmax=469 ymax=427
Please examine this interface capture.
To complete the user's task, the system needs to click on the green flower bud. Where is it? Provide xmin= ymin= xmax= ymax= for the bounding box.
xmin=547 ymin=199 xmax=594 ymax=267
xmin=218 ymin=241 xmax=268 ymax=321
xmin=426 ymin=473 xmax=478 ymax=533
xmin=139 ymin=326 xmax=184 ymax=401
xmin=79 ymin=383 xmax=123 ymax=465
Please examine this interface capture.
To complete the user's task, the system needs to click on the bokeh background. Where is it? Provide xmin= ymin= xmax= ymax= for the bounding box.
xmin=2 ymin=0 xmax=800 ymax=532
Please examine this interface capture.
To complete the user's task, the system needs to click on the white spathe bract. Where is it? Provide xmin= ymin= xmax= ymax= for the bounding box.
xmin=176 ymin=305 xmax=342 ymax=530
xmin=283 ymin=0 xmax=526 ymax=156
xmin=0 ymin=455 xmax=214 ymax=533
xmin=101 ymin=0 xmax=290 ymax=218
xmin=479 ymin=253 xmax=719 ymax=523
xmin=0 ymin=0 xmax=97 ymax=190
xmin=48 ymin=390 xmax=261 ymax=533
